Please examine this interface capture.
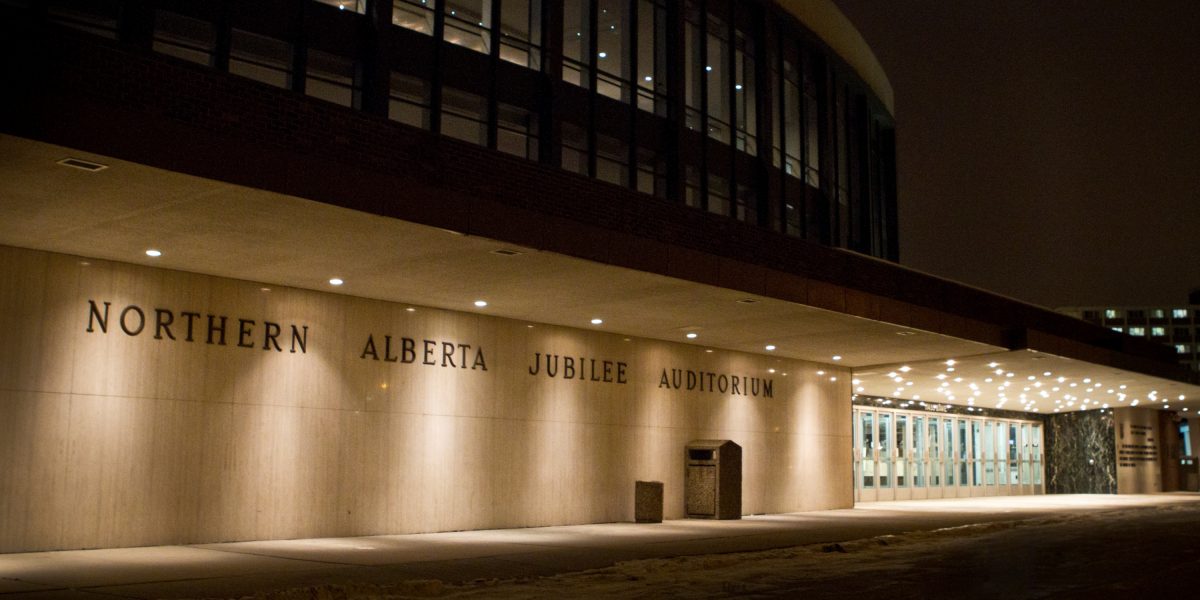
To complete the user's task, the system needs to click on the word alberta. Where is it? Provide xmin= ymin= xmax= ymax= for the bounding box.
xmin=360 ymin=335 xmax=488 ymax=370
xmin=85 ymin=300 xmax=308 ymax=353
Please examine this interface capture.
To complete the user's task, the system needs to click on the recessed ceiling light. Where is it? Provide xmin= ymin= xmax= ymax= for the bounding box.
xmin=260 ymin=287 xmax=271 ymax=292
xmin=896 ymin=331 xmax=916 ymax=336
xmin=406 ymin=307 xmax=416 ymax=312
xmin=474 ymin=300 xmax=488 ymax=307
xmin=686 ymin=332 xmax=698 ymax=339
xmin=590 ymin=318 xmax=603 ymax=325
xmin=145 ymin=249 xmax=162 ymax=257
xmin=329 ymin=278 xmax=344 ymax=286
xmin=832 ymin=355 xmax=842 ymax=361
xmin=765 ymin=344 xmax=776 ymax=351
xmin=705 ymin=349 xmax=713 ymax=353
xmin=899 ymin=366 xmax=911 ymax=372
xmin=57 ymin=157 xmax=108 ymax=172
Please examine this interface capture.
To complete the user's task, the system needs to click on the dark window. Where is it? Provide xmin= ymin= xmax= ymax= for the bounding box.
xmin=733 ymin=29 xmax=756 ymax=155
xmin=636 ymin=0 xmax=667 ymax=116
xmin=561 ymin=121 xmax=589 ymax=176
xmin=444 ymin=0 xmax=491 ymax=55
xmin=229 ymin=30 xmax=293 ymax=89
xmin=306 ymin=50 xmax=358 ymax=107
xmin=500 ymin=0 xmax=541 ymax=68
xmin=596 ymin=0 xmax=632 ymax=103
xmin=153 ymin=11 xmax=214 ymax=66
xmin=316 ymin=1 xmax=365 ymax=14
xmin=441 ymin=87 xmax=487 ymax=145
xmin=393 ymin=0 xmax=435 ymax=35
xmin=563 ymin=0 xmax=589 ymax=88
xmin=389 ymin=72 xmax=431 ymax=129
xmin=47 ymin=0 xmax=118 ymax=39
xmin=497 ymin=102 xmax=538 ymax=159
xmin=705 ymin=12 xmax=731 ymax=144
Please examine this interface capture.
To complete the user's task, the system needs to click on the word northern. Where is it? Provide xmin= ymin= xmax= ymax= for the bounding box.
xmin=658 ymin=368 xmax=774 ymax=398
xmin=360 ymin=334 xmax=488 ymax=370
xmin=527 ymin=353 xmax=628 ymax=383
xmin=86 ymin=300 xmax=309 ymax=352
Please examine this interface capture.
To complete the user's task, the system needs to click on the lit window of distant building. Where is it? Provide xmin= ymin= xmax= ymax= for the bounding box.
xmin=1111 ymin=327 xmax=1123 ymax=333
xmin=1152 ymin=309 xmax=1165 ymax=319
xmin=1105 ymin=309 xmax=1119 ymax=319
xmin=1152 ymin=326 xmax=1166 ymax=336
xmin=1128 ymin=327 xmax=1145 ymax=336
xmin=1173 ymin=309 xmax=1189 ymax=319
xmin=1178 ymin=344 xmax=1189 ymax=354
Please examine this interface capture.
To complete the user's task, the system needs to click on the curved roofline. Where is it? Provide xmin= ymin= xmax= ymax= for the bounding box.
xmin=778 ymin=0 xmax=894 ymax=115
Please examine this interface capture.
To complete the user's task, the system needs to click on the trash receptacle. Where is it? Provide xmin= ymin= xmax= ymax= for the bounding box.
xmin=685 ymin=440 xmax=741 ymax=520
xmin=635 ymin=480 xmax=664 ymax=523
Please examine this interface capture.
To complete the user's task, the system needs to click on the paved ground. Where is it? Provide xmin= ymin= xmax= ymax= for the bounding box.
xmin=1 ymin=494 xmax=1198 ymax=599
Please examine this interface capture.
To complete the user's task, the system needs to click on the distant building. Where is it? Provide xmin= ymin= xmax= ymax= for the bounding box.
xmin=1059 ymin=290 xmax=1200 ymax=373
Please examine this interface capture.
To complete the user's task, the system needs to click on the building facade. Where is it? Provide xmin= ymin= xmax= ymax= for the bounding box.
xmin=2 ymin=0 xmax=1198 ymax=554
xmin=1059 ymin=291 xmax=1200 ymax=374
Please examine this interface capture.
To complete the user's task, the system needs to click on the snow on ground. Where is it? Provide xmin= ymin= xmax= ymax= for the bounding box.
xmin=229 ymin=502 xmax=1200 ymax=599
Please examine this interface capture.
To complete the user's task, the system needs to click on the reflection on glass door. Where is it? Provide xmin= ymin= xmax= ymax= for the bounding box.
xmin=971 ymin=420 xmax=983 ymax=495
xmin=878 ymin=412 xmax=892 ymax=498
xmin=1007 ymin=423 xmax=1019 ymax=487
xmin=859 ymin=411 xmax=874 ymax=499
xmin=895 ymin=413 xmax=910 ymax=499
xmin=1032 ymin=424 xmax=1043 ymax=488
xmin=957 ymin=418 xmax=969 ymax=492
xmin=913 ymin=416 xmax=926 ymax=498
xmin=928 ymin=417 xmax=941 ymax=491
xmin=943 ymin=418 xmax=954 ymax=491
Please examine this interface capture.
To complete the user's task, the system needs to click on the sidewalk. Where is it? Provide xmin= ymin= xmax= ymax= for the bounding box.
xmin=2 ymin=494 xmax=1198 ymax=599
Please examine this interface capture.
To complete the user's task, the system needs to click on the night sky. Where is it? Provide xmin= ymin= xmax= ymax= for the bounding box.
xmin=833 ymin=0 xmax=1200 ymax=309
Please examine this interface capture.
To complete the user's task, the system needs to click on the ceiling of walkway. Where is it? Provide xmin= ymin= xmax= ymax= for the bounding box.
xmin=2 ymin=134 xmax=1196 ymax=414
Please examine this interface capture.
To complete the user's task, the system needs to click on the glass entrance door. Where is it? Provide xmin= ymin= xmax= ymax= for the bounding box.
xmin=877 ymin=412 xmax=894 ymax=501
xmin=894 ymin=413 xmax=911 ymax=500
xmin=854 ymin=406 xmax=1045 ymax=502
xmin=856 ymin=410 xmax=876 ymax=502
xmin=926 ymin=416 xmax=942 ymax=498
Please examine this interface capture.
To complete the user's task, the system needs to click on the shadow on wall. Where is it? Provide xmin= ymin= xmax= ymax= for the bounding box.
xmin=1044 ymin=410 xmax=1116 ymax=494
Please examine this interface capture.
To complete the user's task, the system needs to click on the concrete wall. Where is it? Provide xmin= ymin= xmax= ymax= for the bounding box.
xmin=1114 ymin=408 xmax=1163 ymax=494
xmin=0 ymin=245 xmax=851 ymax=552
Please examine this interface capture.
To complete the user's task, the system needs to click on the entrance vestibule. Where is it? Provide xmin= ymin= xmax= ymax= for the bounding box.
xmin=854 ymin=406 xmax=1044 ymax=502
